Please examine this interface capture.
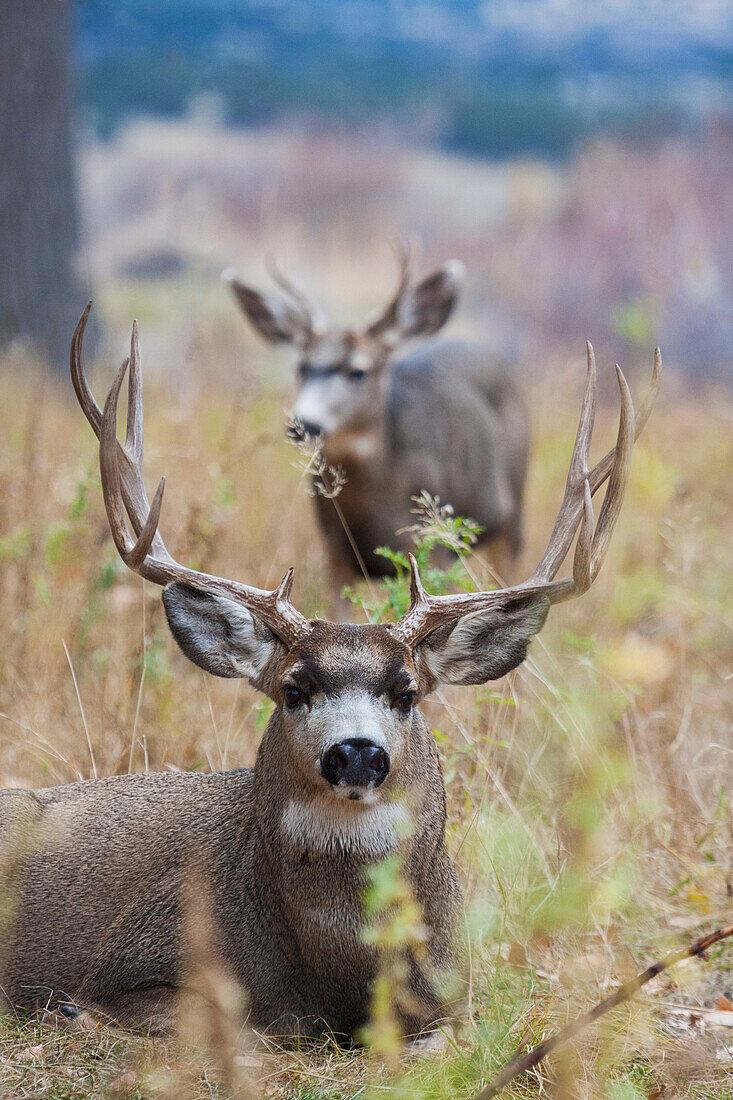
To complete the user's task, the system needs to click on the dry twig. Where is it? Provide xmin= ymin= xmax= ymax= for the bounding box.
xmin=476 ymin=924 xmax=733 ymax=1099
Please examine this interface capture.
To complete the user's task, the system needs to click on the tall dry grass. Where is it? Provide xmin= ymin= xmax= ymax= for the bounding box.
xmin=1 ymin=325 xmax=731 ymax=1097
xmin=1 ymin=121 xmax=732 ymax=1097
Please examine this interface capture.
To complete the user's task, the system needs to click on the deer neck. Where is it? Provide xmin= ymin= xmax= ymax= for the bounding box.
xmin=252 ymin=754 xmax=410 ymax=870
xmin=322 ymin=419 xmax=386 ymax=474
xmin=321 ymin=379 xmax=390 ymax=475
xmin=250 ymin=710 xmax=445 ymax=872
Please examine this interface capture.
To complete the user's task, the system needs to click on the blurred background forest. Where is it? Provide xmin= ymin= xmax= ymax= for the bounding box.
xmin=1 ymin=2 xmax=733 ymax=1098
xmin=2 ymin=0 xmax=732 ymax=378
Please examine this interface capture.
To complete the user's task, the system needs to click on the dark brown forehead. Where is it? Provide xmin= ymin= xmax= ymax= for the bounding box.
xmin=284 ymin=621 xmax=415 ymax=695
xmin=303 ymin=330 xmax=356 ymax=364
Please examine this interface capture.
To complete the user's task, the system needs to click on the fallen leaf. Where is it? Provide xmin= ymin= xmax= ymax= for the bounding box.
xmin=603 ymin=635 xmax=675 ymax=685
xmin=508 ymin=941 xmax=528 ymax=966
xmin=685 ymin=886 xmax=712 ymax=913
xmin=17 ymin=1044 xmax=44 ymax=1062
xmin=234 ymin=1052 xmax=271 ymax=1069
xmin=559 ymin=951 xmax=610 ymax=988
xmin=109 ymin=1070 xmax=138 ymax=1095
xmin=703 ymin=1011 xmax=733 ymax=1027
xmin=717 ymin=995 xmax=733 ymax=1012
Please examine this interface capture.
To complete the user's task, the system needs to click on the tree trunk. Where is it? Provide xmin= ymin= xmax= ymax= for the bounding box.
xmin=0 ymin=0 xmax=91 ymax=370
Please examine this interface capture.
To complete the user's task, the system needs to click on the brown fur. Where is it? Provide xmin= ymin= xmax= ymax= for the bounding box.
xmin=0 ymin=622 xmax=465 ymax=1042
xmin=227 ymin=263 xmax=529 ymax=579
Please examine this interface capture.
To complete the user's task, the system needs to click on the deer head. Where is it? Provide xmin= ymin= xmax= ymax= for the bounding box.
xmin=71 ymin=305 xmax=660 ymax=806
xmin=224 ymin=246 xmax=464 ymax=441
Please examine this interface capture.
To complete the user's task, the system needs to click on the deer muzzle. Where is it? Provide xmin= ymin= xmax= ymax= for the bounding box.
xmin=320 ymin=738 xmax=390 ymax=790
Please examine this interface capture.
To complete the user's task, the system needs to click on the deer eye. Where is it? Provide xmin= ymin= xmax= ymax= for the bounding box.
xmin=284 ymin=685 xmax=305 ymax=708
xmin=348 ymin=368 xmax=367 ymax=381
xmin=394 ymin=689 xmax=416 ymax=714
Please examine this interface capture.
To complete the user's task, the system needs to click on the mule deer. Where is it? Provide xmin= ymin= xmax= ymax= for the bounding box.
xmin=225 ymin=250 xmax=529 ymax=582
xmin=0 ymin=306 xmax=660 ymax=1045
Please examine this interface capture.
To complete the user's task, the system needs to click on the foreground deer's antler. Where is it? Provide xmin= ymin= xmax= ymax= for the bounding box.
xmin=71 ymin=304 xmax=311 ymax=647
xmin=392 ymin=342 xmax=662 ymax=647
xmin=72 ymin=305 xmax=659 ymax=651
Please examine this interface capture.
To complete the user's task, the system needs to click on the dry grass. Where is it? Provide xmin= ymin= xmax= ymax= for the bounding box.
xmin=1 ymin=121 xmax=732 ymax=1098
xmin=1 ymin=331 xmax=732 ymax=1097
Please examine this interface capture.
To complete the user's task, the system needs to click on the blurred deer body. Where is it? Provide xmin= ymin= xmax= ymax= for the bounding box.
xmin=0 ymin=309 xmax=659 ymax=1042
xmin=226 ymin=255 xmax=529 ymax=579
xmin=313 ymin=340 xmax=529 ymax=577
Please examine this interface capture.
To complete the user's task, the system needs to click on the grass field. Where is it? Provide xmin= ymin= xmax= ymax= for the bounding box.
xmin=1 ymin=316 xmax=732 ymax=1098
xmin=1 ymin=120 xmax=732 ymax=1099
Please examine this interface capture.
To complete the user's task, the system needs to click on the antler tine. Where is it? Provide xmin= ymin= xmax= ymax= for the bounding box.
xmin=393 ymin=345 xmax=659 ymax=649
xmin=125 ymin=319 xmax=143 ymax=460
xmin=587 ymin=346 xmax=661 ymax=497
xmin=265 ymin=254 xmax=318 ymax=331
xmin=365 ymin=239 xmax=415 ymax=337
xmin=73 ymin=306 xmax=312 ymax=648
xmin=99 ymin=358 xmax=137 ymax=562
xmin=571 ymin=480 xmax=594 ymax=594
xmin=532 ymin=340 xmax=597 ymax=583
xmin=585 ymin=365 xmax=635 ymax=580
xmin=126 ymin=476 xmax=166 ymax=569
xmin=71 ymin=307 xmax=165 ymax=554
xmin=70 ymin=303 xmax=102 ymax=436
xmin=99 ymin=355 xmax=175 ymax=582
xmin=391 ymin=238 xmax=414 ymax=287
xmin=532 ymin=343 xmax=658 ymax=584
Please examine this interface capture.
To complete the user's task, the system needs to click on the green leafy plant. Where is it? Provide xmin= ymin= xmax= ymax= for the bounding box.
xmin=342 ymin=492 xmax=483 ymax=622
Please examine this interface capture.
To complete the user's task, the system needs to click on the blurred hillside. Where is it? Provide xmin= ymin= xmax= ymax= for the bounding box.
xmin=79 ymin=119 xmax=733 ymax=381
xmin=78 ymin=0 xmax=733 ymax=157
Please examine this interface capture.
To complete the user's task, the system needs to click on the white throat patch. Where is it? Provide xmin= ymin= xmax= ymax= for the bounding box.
xmin=282 ymin=796 xmax=410 ymax=858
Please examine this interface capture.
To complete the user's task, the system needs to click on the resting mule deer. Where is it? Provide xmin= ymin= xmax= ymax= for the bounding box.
xmin=225 ymin=249 xmax=530 ymax=582
xmin=0 ymin=306 xmax=660 ymax=1045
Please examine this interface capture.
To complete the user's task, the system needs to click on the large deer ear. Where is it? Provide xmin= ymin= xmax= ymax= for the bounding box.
xmin=397 ymin=261 xmax=464 ymax=338
xmin=162 ymin=583 xmax=284 ymax=689
xmin=414 ymin=594 xmax=550 ymax=691
xmin=223 ymin=271 xmax=312 ymax=346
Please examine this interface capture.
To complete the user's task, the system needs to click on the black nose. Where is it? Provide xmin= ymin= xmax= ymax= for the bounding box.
xmin=321 ymin=738 xmax=390 ymax=788
xmin=287 ymin=418 xmax=323 ymax=442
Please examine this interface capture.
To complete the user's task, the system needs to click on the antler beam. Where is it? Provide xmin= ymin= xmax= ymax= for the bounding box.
xmin=71 ymin=305 xmax=311 ymax=648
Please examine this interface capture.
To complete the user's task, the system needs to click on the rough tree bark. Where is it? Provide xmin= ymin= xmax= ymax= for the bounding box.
xmin=0 ymin=0 xmax=91 ymax=369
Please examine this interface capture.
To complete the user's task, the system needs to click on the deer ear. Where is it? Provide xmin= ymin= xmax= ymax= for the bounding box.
xmin=162 ymin=583 xmax=283 ymax=686
xmin=397 ymin=260 xmax=464 ymax=338
xmin=224 ymin=272 xmax=311 ymax=346
xmin=415 ymin=594 xmax=550 ymax=690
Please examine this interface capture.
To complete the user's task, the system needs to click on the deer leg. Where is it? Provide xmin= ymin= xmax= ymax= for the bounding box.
xmin=47 ymin=985 xmax=177 ymax=1036
xmin=74 ymin=984 xmax=179 ymax=1035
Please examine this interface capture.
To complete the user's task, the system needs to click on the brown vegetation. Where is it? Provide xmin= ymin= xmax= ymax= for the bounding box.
xmin=0 ymin=124 xmax=731 ymax=1097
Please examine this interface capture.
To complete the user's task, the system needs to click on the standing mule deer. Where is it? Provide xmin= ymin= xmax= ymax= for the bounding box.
xmin=0 ymin=305 xmax=660 ymax=1045
xmin=225 ymin=250 xmax=529 ymax=582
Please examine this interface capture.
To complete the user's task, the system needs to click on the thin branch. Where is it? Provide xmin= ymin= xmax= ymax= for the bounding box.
xmin=476 ymin=923 xmax=733 ymax=1099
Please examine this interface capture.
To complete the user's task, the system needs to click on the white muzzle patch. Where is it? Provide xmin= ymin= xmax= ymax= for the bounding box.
xmin=281 ymin=796 xmax=410 ymax=857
